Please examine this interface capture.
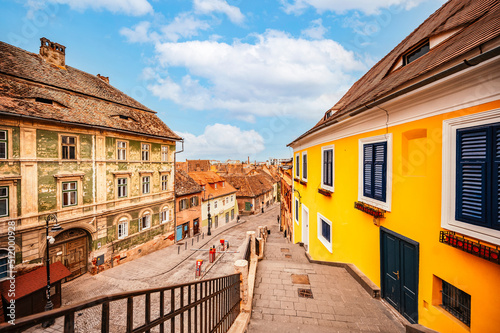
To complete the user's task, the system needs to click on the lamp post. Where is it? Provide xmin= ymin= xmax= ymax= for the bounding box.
xmin=207 ymin=194 xmax=213 ymax=236
xmin=42 ymin=214 xmax=63 ymax=328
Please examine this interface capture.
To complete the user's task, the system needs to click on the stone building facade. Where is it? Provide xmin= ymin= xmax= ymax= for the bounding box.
xmin=0 ymin=38 xmax=180 ymax=280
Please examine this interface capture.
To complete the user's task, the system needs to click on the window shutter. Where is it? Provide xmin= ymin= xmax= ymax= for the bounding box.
xmin=494 ymin=126 xmax=500 ymax=229
xmin=363 ymin=144 xmax=373 ymax=197
xmin=456 ymin=128 xmax=488 ymax=226
xmin=373 ymin=142 xmax=387 ymax=202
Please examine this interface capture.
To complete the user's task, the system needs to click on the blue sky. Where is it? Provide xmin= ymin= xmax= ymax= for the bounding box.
xmin=0 ymin=0 xmax=446 ymax=161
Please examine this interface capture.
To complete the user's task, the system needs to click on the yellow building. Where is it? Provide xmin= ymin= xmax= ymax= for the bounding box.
xmin=289 ymin=1 xmax=500 ymax=332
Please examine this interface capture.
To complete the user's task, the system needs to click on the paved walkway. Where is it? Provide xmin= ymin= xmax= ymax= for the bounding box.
xmin=248 ymin=222 xmax=406 ymax=333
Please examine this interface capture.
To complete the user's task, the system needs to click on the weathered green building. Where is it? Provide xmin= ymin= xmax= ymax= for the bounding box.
xmin=0 ymin=38 xmax=181 ymax=280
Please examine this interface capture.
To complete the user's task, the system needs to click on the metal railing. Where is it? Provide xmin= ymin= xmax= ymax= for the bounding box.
xmin=0 ymin=274 xmax=241 ymax=333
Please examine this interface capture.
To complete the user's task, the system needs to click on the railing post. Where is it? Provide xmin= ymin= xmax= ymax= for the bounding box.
xmin=258 ymin=226 xmax=263 ymax=239
xmin=247 ymin=231 xmax=256 ymax=257
xmin=234 ymin=260 xmax=248 ymax=309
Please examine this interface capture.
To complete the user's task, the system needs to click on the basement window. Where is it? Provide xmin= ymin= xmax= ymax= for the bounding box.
xmin=404 ymin=40 xmax=429 ymax=65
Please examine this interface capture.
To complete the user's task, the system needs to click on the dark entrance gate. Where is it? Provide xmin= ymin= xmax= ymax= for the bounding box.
xmin=380 ymin=227 xmax=419 ymax=324
xmin=49 ymin=228 xmax=88 ymax=281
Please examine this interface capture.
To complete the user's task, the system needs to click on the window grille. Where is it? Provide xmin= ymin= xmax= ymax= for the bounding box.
xmin=442 ymin=280 xmax=471 ymax=327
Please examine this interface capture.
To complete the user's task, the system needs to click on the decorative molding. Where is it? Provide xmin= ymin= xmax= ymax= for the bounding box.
xmin=53 ymin=172 xmax=85 ymax=179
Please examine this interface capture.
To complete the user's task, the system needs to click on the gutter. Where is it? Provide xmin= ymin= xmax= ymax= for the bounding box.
xmin=288 ymin=44 xmax=500 ymax=147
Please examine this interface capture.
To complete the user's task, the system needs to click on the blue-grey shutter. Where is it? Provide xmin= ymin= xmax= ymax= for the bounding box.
xmin=363 ymin=144 xmax=373 ymax=197
xmin=456 ymin=128 xmax=488 ymax=226
xmin=494 ymin=126 xmax=500 ymax=229
xmin=373 ymin=142 xmax=387 ymax=202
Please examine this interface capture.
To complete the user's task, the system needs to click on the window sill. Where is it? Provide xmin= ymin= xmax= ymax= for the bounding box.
xmin=294 ymin=178 xmax=300 ymax=183
xmin=299 ymin=180 xmax=307 ymax=186
xmin=318 ymin=188 xmax=332 ymax=197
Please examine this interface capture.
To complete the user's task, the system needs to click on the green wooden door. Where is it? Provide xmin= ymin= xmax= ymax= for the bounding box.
xmin=381 ymin=228 xmax=419 ymax=324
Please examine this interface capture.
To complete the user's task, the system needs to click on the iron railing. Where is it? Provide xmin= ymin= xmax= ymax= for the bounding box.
xmin=0 ymin=274 xmax=241 ymax=333
xmin=442 ymin=279 xmax=471 ymax=327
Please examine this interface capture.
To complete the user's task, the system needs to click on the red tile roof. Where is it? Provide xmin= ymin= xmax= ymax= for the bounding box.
xmin=0 ymin=41 xmax=181 ymax=141
xmin=0 ymin=262 xmax=71 ymax=301
xmin=175 ymin=169 xmax=203 ymax=196
xmin=291 ymin=0 xmax=500 ymax=144
xmin=188 ymin=171 xmax=237 ymax=199
xmin=224 ymin=173 xmax=274 ymax=198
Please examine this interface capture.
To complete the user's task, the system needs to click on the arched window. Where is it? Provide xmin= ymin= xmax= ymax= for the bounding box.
xmin=118 ymin=217 xmax=128 ymax=239
xmin=140 ymin=212 xmax=151 ymax=231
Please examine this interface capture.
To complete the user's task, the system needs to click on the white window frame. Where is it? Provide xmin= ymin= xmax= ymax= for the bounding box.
xmin=317 ymin=213 xmax=333 ymax=253
xmin=295 ymin=153 xmax=300 ymax=178
xmin=358 ymin=134 xmax=393 ymax=211
xmin=0 ymin=187 xmax=8 ymax=218
xmin=161 ymin=145 xmax=169 ymax=162
xmin=117 ymin=177 xmax=128 ymax=198
xmin=141 ymin=143 xmax=150 ymax=161
xmin=140 ymin=213 xmax=151 ymax=231
xmin=294 ymin=197 xmax=300 ymax=225
xmin=442 ymin=109 xmax=500 ymax=245
xmin=214 ymin=201 xmax=218 ymax=209
xmin=118 ymin=218 xmax=128 ymax=239
xmin=142 ymin=176 xmax=150 ymax=194
xmin=301 ymin=151 xmax=308 ymax=182
xmin=0 ymin=130 xmax=7 ymax=160
xmin=161 ymin=175 xmax=168 ymax=191
xmin=321 ymin=145 xmax=335 ymax=192
xmin=160 ymin=208 xmax=169 ymax=224
xmin=117 ymin=140 xmax=127 ymax=161
xmin=231 ymin=195 xmax=234 ymax=202
xmin=62 ymin=181 xmax=77 ymax=207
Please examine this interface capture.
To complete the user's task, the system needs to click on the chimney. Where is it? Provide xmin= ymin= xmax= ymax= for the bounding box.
xmin=97 ymin=74 xmax=110 ymax=84
xmin=40 ymin=37 xmax=66 ymax=68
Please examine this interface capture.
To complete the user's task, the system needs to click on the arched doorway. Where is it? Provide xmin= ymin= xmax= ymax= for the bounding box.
xmin=48 ymin=228 xmax=89 ymax=281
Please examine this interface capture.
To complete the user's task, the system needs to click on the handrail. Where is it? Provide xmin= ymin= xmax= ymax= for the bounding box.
xmin=0 ymin=273 xmax=241 ymax=333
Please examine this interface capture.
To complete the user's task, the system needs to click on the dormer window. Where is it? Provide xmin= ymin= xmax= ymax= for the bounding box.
xmin=35 ymin=97 xmax=53 ymax=105
xmin=404 ymin=40 xmax=429 ymax=65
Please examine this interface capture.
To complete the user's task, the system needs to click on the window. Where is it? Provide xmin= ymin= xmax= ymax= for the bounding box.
xmin=302 ymin=151 xmax=307 ymax=181
xmin=190 ymin=196 xmax=198 ymax=206
xmin=142 ymin=176 xmax=150 ymax=194
xmin=180 ymin=199 xmax=187 ymax=211
xmin=226 ymin=212 xmax=229 ymax=223
xmin=404 ymin=40 xmax=429 ymax=65
xmin=321 ymin=146 xmax=334 ymax=191
xmin=0 ymin=187 xmax=8 ymax=217
xmin=317 ymin=213 xmax=332 ymax=253
xmin=455 ymin=123 xmax=499 ymax=230
xmin=62 ymin=182 xmax=77 ymax=207
xmin=231 ymin=209 xmax=234 ymax=220
xmin=117 ymin=141 xmax=127 ymax=161
xmin=214 ymin=183 xmax=217 ymax=189
xmin=141 ymin=143 xmax=150 ymax=161
xmin=0 ymin=131 xmax=7 ymax=159
xmin=441 ymin=280 xmax=471 ymax=327
xmin=140 ymin=213 xmax=151 ymax=230
xmin=117 ymin=178 xmax=127 ymax=198
xmin=118 ymin=219 xmax=128 ymax=239
xmin=160 ymin=208 xmax=169 ymax=223
xmin=161 ymin=175 xmax=168 ymax=191
xmin=214 ymin=201 xmax=218 ymax=209
xmin=295 ymin=197 xmax=299 ymax=224
xmin=161 ymin=146 xmax=169 ymax=162
xmin=442 ymin=111 xmax=500 ymax=245
xmin=295 ymin=154 xmax=300 ymax=178
xmin=231 ymin=195 xmax=234 ymax=202
xmin=61 ymin=136 xmax=76 ymax=160
xmin=358 ymin=134 xmax=392 ymax=211
xmin=0 ymin=250 xmax=8 ymax=279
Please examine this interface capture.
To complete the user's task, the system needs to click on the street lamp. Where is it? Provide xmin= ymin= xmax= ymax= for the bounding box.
xmin=42 ymin=214 xmax=63 ymax=328
xmin=207 ymin=194 xmax=213 ymax=236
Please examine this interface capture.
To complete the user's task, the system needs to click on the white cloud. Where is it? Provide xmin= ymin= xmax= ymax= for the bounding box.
xmin=148 ymin=29 xmax=365 ymax=120
xmin=29 ymin=0 xmax=153 ymax=16
xmin=161 ymin=13 xmax=211 ymax=42
xmin=177 ymin=124 xmax=265 ymax=159
xmin=279 ymin=0 xmax=430 ymax=15
xmin=301 ymin=18 xmax=327 ymax=39
xmin=121 ymin=14 xmax=210 ymax=43
xmin=193 ymin=0 xmax=245 ymax=24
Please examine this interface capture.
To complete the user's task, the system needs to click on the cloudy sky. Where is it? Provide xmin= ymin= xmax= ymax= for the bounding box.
xmin=1 ymin=0 xmax=445 ymax=161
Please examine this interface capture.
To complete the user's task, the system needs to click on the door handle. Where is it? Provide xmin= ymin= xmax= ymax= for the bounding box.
xmin=393 ymin=271 xmax=400 ymax=280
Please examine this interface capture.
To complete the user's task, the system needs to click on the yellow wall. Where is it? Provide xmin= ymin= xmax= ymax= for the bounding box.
xmin=293 ymin=100 xmax=500 ymax=333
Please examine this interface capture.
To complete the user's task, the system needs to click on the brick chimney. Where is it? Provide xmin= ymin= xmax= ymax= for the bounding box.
xmin=97 ymin=74 xmax=110 ymax=84
xmin=39 ymin=37 xmax=66 ymax=68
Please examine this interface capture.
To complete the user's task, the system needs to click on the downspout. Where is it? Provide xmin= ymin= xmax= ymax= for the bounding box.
xmin=173 ymin=139 xmax=185 ymax=242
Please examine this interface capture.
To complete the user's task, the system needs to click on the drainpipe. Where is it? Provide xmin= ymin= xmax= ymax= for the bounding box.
xmin=173 ymin=139 xmax=184 ymax=243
